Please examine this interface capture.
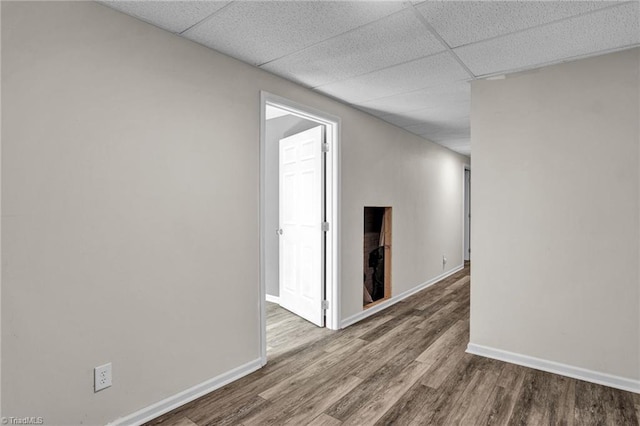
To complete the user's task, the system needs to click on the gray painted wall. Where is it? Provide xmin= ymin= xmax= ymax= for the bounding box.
xmin=471 ymin=48 xmax=640 ymax=382
xmin=1 ymin=2 xmax=469 ymax=423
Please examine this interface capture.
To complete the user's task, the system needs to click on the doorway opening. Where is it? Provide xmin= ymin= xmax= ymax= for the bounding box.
xmin=259 ymin=93 xmax=340 ymax=364
xmin=363 ymin=206 xmax=392 ymax=308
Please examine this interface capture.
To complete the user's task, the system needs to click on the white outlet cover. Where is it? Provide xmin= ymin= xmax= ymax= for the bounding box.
xmin=94 ymin=362 xmax=112 ymax=392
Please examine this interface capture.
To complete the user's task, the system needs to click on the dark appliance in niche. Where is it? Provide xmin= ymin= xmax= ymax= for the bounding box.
xmin=363 ymin=206 xmax=392 ymax=307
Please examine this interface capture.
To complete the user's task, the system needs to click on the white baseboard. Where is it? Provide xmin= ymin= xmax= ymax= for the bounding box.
xmin=265 ymin=294 xmax=280 ymax=304
xmin=466 ymin=343 xmax=640 ymax=394
xmin=341 ymin=264 xmax=464 ymax=329
xmin=108 ymin=358 xmax=263 ymax=426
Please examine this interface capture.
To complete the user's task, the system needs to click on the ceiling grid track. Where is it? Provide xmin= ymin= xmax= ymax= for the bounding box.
xmin=451 ymin=0 xmax=636 ymax=51
xmin=257 ymin=7 xmax=411 ymax=68
xmin=100 ymin=0 xmax=640 ymax=157
xmin=179 ymin=0 xmax=236 ymax=35
xmin=405 ymin=2 xmax=476 ymax=80
xmin=309 ymin=50 xmax=453 ymax=91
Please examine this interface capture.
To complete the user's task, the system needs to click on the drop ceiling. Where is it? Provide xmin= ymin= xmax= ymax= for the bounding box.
xmin=101 ymin=0 xmax=640 ymax=156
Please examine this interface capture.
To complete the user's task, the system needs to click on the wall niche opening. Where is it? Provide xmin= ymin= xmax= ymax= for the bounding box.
xmin=363 ymin=206 xmax=392 ymax=308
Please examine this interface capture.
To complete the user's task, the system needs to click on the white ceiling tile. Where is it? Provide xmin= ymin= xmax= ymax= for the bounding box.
xmin=438 ymin=138 xmax=471 ymax=148
xmin=426 ymin=130 xmax=471 ymax=143
xmin=103 ymin=0 xmax=637 ymax=157
xmin=355 ymin=81 xmax=470 ymax=116
xmin=379 ymin=102 xmax=470 ymax=128
xmin=182 ymin=1 xmax=405 ymax=66
xmin=436 ymin=139 xmax=471 ymax=156
xmin=315 ymin=52 xmax=470 ymax=104
xmin=100 ymin=1 xmax=229 ymax=33
xmin=454 ymin=2 xmax=640 ymax=76
xmin=404 ymin=121 xmax=471 ymax=141
xmin=404 ymin=121 xmax=470 ymax=141
xmin=416 ymin=1 xmax=622 ymax=48
xmin=260 ymin=10 xmax=445 ymax=88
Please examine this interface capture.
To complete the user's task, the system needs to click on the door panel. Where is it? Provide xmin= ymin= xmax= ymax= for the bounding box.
xmin=279 ymin=126 xmax=325 ymax=327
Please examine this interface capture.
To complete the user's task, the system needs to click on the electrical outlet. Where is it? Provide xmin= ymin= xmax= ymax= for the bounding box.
xmin=442 ymin=255 xmax=447 ymax=269
xmin=94 ymin=363 xmax=112 ymax=392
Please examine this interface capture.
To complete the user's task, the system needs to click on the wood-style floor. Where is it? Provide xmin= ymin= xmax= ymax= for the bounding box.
xmin=147 ymin=264 xmax=640 ymax=425
xmin=265 ymin=301 xmax=333 ymax=359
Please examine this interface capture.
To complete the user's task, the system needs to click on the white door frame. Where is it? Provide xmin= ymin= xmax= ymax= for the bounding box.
xmin=259 ymin=92 xmax=341 ymax=365
xmin=462 ymin=164 xmax=471 ymax=263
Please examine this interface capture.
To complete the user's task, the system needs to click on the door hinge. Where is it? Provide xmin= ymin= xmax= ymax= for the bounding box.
xmin=322 ymin=143 xmax=330 ymax=153
xmin=322 ymin=300 xmax=329 ymax=310
xmin=322 ymin=222 xmax=330 ymax=232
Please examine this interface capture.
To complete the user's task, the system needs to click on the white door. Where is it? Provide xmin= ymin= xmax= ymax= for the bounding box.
xmin=279 ymin=126 xmax=325 ymax=327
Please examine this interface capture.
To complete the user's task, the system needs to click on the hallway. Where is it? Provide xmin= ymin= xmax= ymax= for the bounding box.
xmin=148 ymin=264 xmax=639 ymax=425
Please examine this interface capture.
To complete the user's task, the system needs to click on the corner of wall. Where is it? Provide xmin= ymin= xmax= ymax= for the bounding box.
xmin=0 ymin=0 xmax=4 ymax=414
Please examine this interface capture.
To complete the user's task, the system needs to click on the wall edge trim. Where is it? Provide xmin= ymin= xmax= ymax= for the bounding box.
xmin=108 ymin=358 xmax=263 ymax=426
xmin=265 ymin=294 xmax=280 ymax=304
xmin=340 ymin=264 xmax=464 ymax=329
xmin=466 ymin=343 xmax=640 ymax=394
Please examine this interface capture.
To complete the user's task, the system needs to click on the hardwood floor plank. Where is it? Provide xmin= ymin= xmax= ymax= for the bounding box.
xmin=477 ymin=368 xmax=526 ymax=426
xmin=427 ymin=358 xmax=502 ymax=426
xmin=573 ymin=381 xmax=638 ymax=426
xmin=331 ymin=358 xmax=431 ymax=425
xmin=407 ymin=353 xmax=486 ymax=425
xmin=509 ymin=369 xmax=572 ymax=426
xmin=146 ymin=264 xmax=639 ymax=426
xmin=545 ymin=374 xmax=576 ymax=426
xmin=609 ymin=387 xmax=639 ymax=425
xmin=414 ymin=275 xmax=468 ymax=312
xmin=496 ymin=362 xmax=527 ymax=390
xmin=563 ymin=380 xmax=577 ymax=426
xmin=351 ymin=362 xmax=431 ymax=424
xmin=508 ymin=370 xmax=546 ymax=425
xmin=147 ymin=408 xmax=195 ymax=426
xmin=412 ymin=286 xmax=450 ymax=312
xmin=193 ymin=395 xmax=270 ymax=426
xmin=479 ymin=385 xmax=515 ymax=426
xmin=415 ymin=300 xmax=460 ymax=330
xmin=258 ymin=338 xmax=367 ymax=401
xmin=158 ymin=417 xmax=197 ymax=426
xmin=373 ymin=381 xmax=439 ymax=426
xmin=419 ymin=336 xmax=469 ymax=388
xmin=415 ymin=319 xmax=468 ymax=365
xmin=443 ymin=275 xmax=471 ymax=295
xmin=453 ymin=369 xmax=502 ymax=425
xmin=574 ymin=380 xmax=609 ymax=425
xmin=347 ymin=316 xmax=425 ymax=380
xmin=248 ymin=323 xmax=428 ymax=425
xmin=322 ymin=314 xmax=395 ymax=353
xmin=282 ymin=376 xmax=362 ymax=426
xmin=266 ymin=304 xmax=333 ymax=358
xmin=243 ymin=374 xmax=362 ymax=426
xmin=358 ymin=309 xmax=420 ymax=342
xmin=306 ymin=413 xmax=342 ymax=426
xmin=415 ymin=288 xmax=469 ymax=330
